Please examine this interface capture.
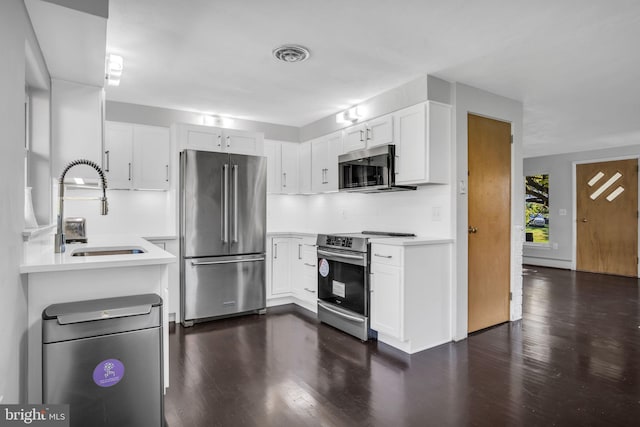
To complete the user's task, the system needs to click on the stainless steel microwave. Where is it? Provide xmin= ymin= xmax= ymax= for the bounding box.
xmin=338 ymin=144 xmax=416 ymax=193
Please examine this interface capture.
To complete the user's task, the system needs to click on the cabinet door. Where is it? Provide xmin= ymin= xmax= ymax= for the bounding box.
xmin=298 ymin=141 xmax=312 ymax=194
xmin=280 ymin=142 xmax=299 ymax=194
xmin=271 ymin=238 xmax=292 ymax=295
xmin=182 ymin=125 xmax=224 ymax=152
xmin=310 ymin=138 xmax=327 ymax=193
xmin=300 ymin=244 xmax=318 ymax=304
xmin=342 ymin=124 xmax=366 ymax=153
xmin=393 ymin=103 xmax=426 ymax=184
xmin=223 ymin=129 xmax=264 ymax=156
xmin=133 ymin=125 xmax=170 ymax=190
xmin=104 ymin=122 xmax=133 ymax=189
xmin=263 ymin=140 xmax=281 ymax=194
xmin=324 ymin=132 xmax=342 ymax=192
xmin=365 ymin=115 xmax=393 ymax=148
xmin=370 ymin=262 xmax=403 ymax=339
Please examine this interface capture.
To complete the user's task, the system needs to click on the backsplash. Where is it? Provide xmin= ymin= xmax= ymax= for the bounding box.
xmin=268 ymin=185 xmax=452 ymax=236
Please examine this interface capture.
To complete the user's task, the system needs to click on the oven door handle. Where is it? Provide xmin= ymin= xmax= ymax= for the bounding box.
xmin=318 ymin=302 xmax=365 ymax=323
xmin=317 ymin=249 xmax=365 ymax=261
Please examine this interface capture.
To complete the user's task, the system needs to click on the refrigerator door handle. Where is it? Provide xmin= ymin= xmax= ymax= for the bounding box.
xmin=191 ymin=257 xmax=265 ymax=266
xmin=233 ymin=164 xmax=238 ymax=243
xmin=222 ymin=164 xmax=229 ymax=243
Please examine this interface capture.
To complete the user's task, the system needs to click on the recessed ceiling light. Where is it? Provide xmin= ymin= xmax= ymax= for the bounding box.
xmin=272 ymin=45 xmax=310 ymax=63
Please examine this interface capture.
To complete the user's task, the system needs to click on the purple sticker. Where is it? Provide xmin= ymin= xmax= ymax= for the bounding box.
xmin=93 ymin=358 xmax=125 ymax=388
xmin=319 ymin=259 xmax=329 ymax=277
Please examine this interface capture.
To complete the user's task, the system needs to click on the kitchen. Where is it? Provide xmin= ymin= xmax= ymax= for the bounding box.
xmin=3 ymin=0 xmax=640 ymax=426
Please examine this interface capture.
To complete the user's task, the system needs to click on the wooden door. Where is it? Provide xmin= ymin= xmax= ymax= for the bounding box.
xmin=576 ymin=159 xmax=638 ymax=277
xmin=468 ymin=114 xmax=511 ymax=333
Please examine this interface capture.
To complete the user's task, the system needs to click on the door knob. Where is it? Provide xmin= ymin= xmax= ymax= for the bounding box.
xmin=468 ymin=226 xmax=478 ymax=234
xmin=581 ymin=218 xmax=588 ymax=223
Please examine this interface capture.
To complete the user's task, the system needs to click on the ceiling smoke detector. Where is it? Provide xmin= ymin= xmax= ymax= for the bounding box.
xmin=272 ymin=45 xmax=310 ymax=63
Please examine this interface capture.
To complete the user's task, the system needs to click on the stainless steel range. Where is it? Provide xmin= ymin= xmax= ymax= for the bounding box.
xmin=316 ymin=231 xmax=414 ymax=341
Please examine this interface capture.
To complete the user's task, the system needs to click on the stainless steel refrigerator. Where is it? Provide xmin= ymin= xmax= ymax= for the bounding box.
xmin=180 ymin=149 xmax=266 ymax=326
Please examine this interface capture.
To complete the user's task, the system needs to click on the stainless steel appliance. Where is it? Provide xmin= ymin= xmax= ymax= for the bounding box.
xmin=180 ymin=149 xmax=267 ymax=326
xmin=338 ymin=144 xmax=416 ymax=193
xmin=316 ymin=231 xmax=414 ymax=340
xmin=43 ymin=294 xmax=163 ymax=427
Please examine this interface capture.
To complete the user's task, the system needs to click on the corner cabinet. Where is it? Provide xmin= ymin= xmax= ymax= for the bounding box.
xmin=173 ymin=123 xmax=263 ymax=156
xmin=393 ymin=101 xmax=451 ymax=185
xmin=369 ymin=240 xmax=452 ymax=354
xmin=104 ymin=122 xmax=170 ymax=190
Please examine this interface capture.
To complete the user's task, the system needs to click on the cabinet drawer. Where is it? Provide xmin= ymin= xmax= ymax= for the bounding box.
xmin=371 ymin=245 xmax=402 ymax=266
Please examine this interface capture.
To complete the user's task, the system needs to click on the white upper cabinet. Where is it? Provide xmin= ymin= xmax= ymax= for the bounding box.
xmin=311 ymin=132 xmax=342 ymax=193
xmin=264 ymin=140 xmax=299 ymax=194
xmin=298 ymin=141 xmax=312 ymax=194
xmin=342 ymin=115 xmax=393 ymax=154
xmin=393 ymin=101 xmax=451 ymax=185
xmin=104 ymin=122 xmax=170 ymax=190
xmin=174 ymin=123 xmax=264 ymax=156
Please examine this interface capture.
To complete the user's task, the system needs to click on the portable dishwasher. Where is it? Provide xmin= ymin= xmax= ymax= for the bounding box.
xmin=42 ymin=294 xmax=164 ymax=427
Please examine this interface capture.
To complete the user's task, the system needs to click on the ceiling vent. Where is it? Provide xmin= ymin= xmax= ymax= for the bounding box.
xmin=272 ymin=45 xmax=310 ymax=63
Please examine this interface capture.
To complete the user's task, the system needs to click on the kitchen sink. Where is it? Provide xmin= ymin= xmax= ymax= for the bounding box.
xmin=70 ymin=247 xmax=147 ymax=257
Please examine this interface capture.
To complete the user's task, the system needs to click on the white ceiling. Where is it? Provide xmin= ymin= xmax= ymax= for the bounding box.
xmin=105 ymin=0 xmax=640 ymax=157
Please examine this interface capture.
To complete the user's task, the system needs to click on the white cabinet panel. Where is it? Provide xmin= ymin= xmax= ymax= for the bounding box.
xmin=134 ymin=125 xmax=170 ymax=190
xmin=264 ymin=141 xmax=281 ymax=194
xmin=104 ymin=122 xmax=170 ymax=190
xmin=343 ymin=124 xmax=366 ymax=153
xmin=311 ymin=132 xmax=342 ymax=193
xmin=370 ymin=261 xmax=402 ymax=339
xmin=175 ymin=124 xmax=263 ymax=156
xmin=298 ymin=142 xmax=312 ymax=194
xmin=104 ymin=122 xmax=133 ymax=189
xmin=394 ymin=101 xmax=451 ymax=185
xmin=342 ymin=115 xmax=393 ymax=154
xmin=280 ymin=142 xmax=299 ymax=194
xmin=271 ymin=237 xmax=292 ymax=295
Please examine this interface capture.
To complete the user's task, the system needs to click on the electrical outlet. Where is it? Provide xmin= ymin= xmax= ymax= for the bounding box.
xmin=559 ymin=209 xmax=567 ymax=216
xmin=432 ymin=206 xmax=442 ymax=221
xmin=552 ymin=242 xmax=558 ymax=249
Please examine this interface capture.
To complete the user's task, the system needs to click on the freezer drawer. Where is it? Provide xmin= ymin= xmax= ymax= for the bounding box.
xmin=183 ymin=254 xmax=265 ymax=322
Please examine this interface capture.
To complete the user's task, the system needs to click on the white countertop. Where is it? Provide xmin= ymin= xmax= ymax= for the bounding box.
xmin=368 ymin=236 xmax=454 ymax=246
xmin=21 ymin=235 xmax=176 ymax=274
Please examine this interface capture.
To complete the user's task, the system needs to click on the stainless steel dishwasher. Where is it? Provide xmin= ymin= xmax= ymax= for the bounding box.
xmin=42 ymin=294 xmax=164 ymax=427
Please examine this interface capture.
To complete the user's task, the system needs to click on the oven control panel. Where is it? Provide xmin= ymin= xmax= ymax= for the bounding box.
xmin=325 ymin=235 xmax=353 ymax=248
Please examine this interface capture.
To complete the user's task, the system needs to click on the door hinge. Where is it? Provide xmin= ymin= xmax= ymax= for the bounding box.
xmin=509 ymin=292 xmax=513 ymax=301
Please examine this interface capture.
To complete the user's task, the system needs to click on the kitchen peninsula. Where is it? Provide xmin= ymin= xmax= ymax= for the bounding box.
xmin=20 ymin=235 xmax=175 ymax=403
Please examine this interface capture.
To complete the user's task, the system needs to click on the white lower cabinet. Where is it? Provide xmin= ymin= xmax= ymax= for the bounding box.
xmin=267 ymin=234 xmax=318 ymax=312
xmin=370 ymin=241 xmax=452 ymax=354
xmin=270 ymin=237 xmax=294 ymax=296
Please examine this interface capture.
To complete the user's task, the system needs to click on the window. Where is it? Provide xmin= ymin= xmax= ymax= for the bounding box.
xmin=525 ymin=174 xmax=549 ymax=244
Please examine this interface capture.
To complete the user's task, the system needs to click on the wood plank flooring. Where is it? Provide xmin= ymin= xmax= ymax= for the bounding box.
xmin=165 ymin=267 xmax=640 ymax=426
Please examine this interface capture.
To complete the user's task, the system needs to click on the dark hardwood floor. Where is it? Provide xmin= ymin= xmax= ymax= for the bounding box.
xmin=165 ymin=267 xmax=640 ymax=426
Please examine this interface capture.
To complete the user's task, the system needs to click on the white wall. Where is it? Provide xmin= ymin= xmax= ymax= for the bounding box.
xmin=453 ymin=83 xmax=524 ymax=341
xmin=524 ymin=144 xmax=640 ymax=269
xmin=0 ymin=0 xmax=39 ymax=404
xmin=268 ymin=185 xmax=452 ymax=237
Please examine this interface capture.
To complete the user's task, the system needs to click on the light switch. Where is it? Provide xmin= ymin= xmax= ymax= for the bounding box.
xmin=559 ymin=209 xmax=567 ymax=216
xmin=459 ymin=180 xmax=467 ymax=194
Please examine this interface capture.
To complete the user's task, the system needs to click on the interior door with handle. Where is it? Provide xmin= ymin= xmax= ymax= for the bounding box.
xmin=576 ymin=159 xmax=638 ymax=276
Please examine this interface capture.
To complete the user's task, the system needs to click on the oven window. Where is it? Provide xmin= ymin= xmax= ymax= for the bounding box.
xmin=317 ymin=258 xmax=366 ymax=315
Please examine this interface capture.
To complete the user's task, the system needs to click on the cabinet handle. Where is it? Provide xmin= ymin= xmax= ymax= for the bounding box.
xmin=374 ymin=253 xmax=392 ymax=259
xmin=298 ymin=243 xmax=302 ymax=259
xmin=395 ymin=155 xmax=400 ymax=174
xmin=274 ymin=243 xmax=278 ymax=259
xmin=226 ymin=136 xmax=230 ymax=148
xmin=303 ymin=262 xmax=315 ymax=267
xmin=217 ymin=135 xmax=222 ymax=147
xmin=283 ymin=172 xmax=287 ymax=188
xmin=104 ymin=150 xmax=110 ymax=172
xmin=128 ymin=163 xmax=132 ymax=181
xmin=165 ymin=165 xmax=169 ymax=182
xmin=359 ymin=130 xmax=364 ymax=142
xmin=304 ymin=288 xmax=316 ymax=294
xmin=366 ymin=128 xmax=371 ymax=140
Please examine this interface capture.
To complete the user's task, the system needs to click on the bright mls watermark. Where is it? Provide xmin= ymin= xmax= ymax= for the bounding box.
xmin=0 ymin=405 xmax=69 ymax=426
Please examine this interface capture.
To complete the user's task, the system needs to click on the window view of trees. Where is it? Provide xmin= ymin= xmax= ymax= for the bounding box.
xmin=525 ymin=174 xmax=549 ymax=243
